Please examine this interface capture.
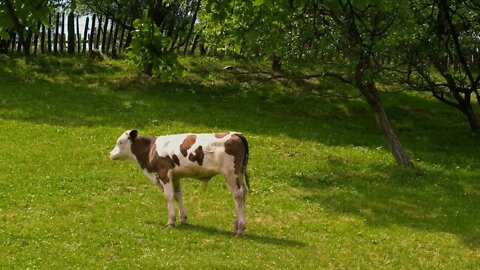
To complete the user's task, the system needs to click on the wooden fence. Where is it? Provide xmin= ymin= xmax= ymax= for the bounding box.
xmin=3 ymin=12 xmax=131 ymax=57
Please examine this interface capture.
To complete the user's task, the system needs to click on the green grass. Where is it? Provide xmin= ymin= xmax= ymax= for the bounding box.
xmin=0 ymin=55 xmax=479 ymax=269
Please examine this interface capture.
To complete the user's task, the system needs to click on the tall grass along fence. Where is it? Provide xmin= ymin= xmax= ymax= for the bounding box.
xmin=0 ymin=12 xmax=131 ymax=58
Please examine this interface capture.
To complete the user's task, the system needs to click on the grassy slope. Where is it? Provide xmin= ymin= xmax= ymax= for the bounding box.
xmin=0 ymin=56 xmax=478 ymax=269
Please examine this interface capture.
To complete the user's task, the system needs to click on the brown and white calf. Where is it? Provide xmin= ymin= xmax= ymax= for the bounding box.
xmin=109 ymin=130 xmax=249 ymax=236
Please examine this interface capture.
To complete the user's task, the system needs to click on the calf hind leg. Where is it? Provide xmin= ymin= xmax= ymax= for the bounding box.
xmin=223 ymin=172 xmax=247 ymax=237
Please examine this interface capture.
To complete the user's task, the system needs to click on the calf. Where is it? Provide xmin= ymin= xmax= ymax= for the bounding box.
xmin=109 ymin=130 xmax=249 ymax=236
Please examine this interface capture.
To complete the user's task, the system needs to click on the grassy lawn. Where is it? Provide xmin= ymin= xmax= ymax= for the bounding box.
xmin=0 ymin=55 xmax=479 ymax=269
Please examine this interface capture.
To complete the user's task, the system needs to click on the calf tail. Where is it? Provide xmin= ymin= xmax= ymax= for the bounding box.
xmin=237 ymin=134 xmax=250 ymax=190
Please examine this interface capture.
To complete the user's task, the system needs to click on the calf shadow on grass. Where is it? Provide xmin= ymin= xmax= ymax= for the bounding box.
xmin=176 ymin=223 xmax=306 ymax=248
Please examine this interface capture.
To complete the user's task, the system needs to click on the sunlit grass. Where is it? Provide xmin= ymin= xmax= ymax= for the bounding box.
xmin=0 ymin=55 xmax=478 ymax=268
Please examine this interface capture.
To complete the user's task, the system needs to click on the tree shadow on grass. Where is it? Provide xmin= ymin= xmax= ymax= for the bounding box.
xmin=176 ymin=223 xmax=306 ymax=248
xmin=1 ymin=71 xmax=477 ymax=169
xmin=292 ymin=164 xmax=480 ymax=250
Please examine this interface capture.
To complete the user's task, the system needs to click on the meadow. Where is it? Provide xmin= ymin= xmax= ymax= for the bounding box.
xmin=0 ymin=55 xmax=479 ymax=269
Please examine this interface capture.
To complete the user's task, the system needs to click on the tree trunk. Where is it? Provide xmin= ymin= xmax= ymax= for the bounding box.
xmin=462 ymin=102 xmax=480 ymax=135
xmin=356 ymin=56 xmax=413 ymax=168
xmin=360 ymin=85 xmax=414 ymax=167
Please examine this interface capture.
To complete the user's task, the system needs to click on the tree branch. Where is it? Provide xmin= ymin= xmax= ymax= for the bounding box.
xmin=438 ymin=0 xmax=475 ymax=86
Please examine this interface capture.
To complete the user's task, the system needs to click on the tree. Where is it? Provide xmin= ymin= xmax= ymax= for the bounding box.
xmin=127 ymin=1 xmax=202 ymax=79
xmin=204 ymin=0 xmax=414 ymax=167
xmin=407 ymin=0 xmax=480 ymax=134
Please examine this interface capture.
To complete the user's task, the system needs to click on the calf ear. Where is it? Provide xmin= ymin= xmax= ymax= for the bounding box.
xmin=129 ymin=130 xmax=138 ymax=141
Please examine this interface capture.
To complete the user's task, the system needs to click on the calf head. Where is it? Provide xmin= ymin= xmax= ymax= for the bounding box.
xmin=110 ymin=130 xmax=138 ymax=161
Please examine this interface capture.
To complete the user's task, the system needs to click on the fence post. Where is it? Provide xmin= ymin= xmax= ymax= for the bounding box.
xmin=111 ymin=22 xmax=120 ymax=57
xmin=106 ymin=19 xmax=114 ymax=54
xmin=48 ymin=14 xmax=52 ymax=52
xmin=89 ymin=14 xmax=96 ymax=51
xmin=25 ymin=29 xmax=32 ymax=55
xmin=101 ymin=17 xmax=108 ymax=53
xmin=33 ymin=21 xmax=41 ymax=54
xmin=16 ymin=32 xmax=22 ymax=53
xmin=190 ymin=32 xmax=200 ymax=55
xmin=60 ymin=12 xmax=65 ymax=53
xmin=76 ymin=15 xmax=81 ymax=52
xmin=124 ymin=31 xmax=132 ymax=49
xmin=118 ymin=27 xmax=125 ymax=52
xmin=96 ymin=15 xmax=102 ymax=50
xmin=11 ymin=33 xmax=16 ymax=51
xmin=83 ymin=17 xmax=89 ymax=53
xmin=41 ymin=23 xmax=45 ymax=53
xmin=68 ymin=12 xmax=75 ymax=55
xmin=54 ymin=13 xmax=59 ymax=53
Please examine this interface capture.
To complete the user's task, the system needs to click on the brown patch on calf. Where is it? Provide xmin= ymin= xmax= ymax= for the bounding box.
xmin=187 ymin=146 xmax=205 ymax=166
xmin=224 ymin=134 xmax=246 ymax=188
xmin=215 ymin=132 xmax=229 ymax=138
xmin=194 ymin=146 xmax=204 ymax=166
xmin=172 ymin=154 xmax=180 ymax=166
xmin=131 ymin=136 xmax=174 ymax=184
xmin=180 ymin=135 xmax=197 ymax=157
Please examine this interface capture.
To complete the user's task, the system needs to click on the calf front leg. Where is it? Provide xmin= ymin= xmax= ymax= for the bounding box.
xmin=173 ymin=179 xmax=188 ymax=225
xmin=163 ymin=182 xmax=176 ymax=228
xmin=158 ymin=172 xmax=176 ymax=228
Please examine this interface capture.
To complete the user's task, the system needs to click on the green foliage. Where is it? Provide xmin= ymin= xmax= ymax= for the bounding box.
xmin=0 ymin=0 xmax=51 ymax=40
xmin=127 ymin=9 xmax=184 ymax=81
xmin=202 ymin=0 xmax=304 ymax=60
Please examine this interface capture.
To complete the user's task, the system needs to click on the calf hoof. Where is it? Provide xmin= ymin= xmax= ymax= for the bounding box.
xmin=180 ymin=216 xmax=188 ymax=225
xmin=166 ymin=223 xmax=175 ymax=229
xmin=233 ymin=221 xmax=245 ymax=237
